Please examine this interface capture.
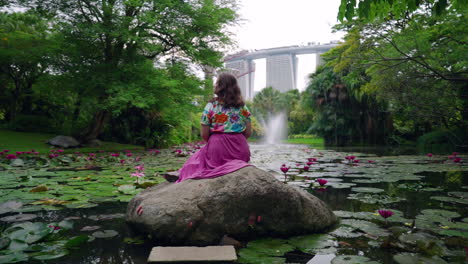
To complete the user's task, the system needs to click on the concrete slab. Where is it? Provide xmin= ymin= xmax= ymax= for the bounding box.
xmin=148 ymin=245 xmax=237 ymax=263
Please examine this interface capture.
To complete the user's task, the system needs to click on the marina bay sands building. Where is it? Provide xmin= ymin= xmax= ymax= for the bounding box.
xmin=266 ymin=54 xmax=298 ymax=93
xmin=224 ymin=43 xmax=339 ymax=100
xmin=224 ymin=58 xmax=255 ymax=101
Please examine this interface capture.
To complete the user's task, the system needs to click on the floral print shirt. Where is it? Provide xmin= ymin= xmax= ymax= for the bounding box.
xmin=200 ymin=100 xmax=251 ymax=133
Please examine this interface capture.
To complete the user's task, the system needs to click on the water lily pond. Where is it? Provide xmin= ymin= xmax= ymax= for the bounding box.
xmin=0 ymin=144 xmax=466 ymax=263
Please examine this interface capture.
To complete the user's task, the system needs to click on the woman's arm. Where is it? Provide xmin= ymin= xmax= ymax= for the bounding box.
xmin=242 ymin=121 xmax=252 ymax=139
xmin=201 ymin=124 xmax=210 ymax=142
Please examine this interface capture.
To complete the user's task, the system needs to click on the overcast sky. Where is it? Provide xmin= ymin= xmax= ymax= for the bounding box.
xmin=229 ymin=0 xmax=345 ymax=91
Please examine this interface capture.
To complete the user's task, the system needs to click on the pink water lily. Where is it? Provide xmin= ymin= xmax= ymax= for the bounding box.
xmin=426 ymin=153 xmax=433 ymax=158
xmin=131 ymin=172 xmax=145 ymax=178
xmin=454 ymin=157 xmax=462 ymax=163
xmin=308 ymin=158 xmax=317 ymax=162
xmin=48 ymin=225 xmax=61 ymax=231
xmin=316 ymin=179 xmax=328 ymax=186
xmin=353 ymin=159 xmax=360 ymax=163
xmin=135 ymin=164 xmax=145 ymax=172
xmin=126 ymin=153 xmax=133 ymax=157
xmin=303 ymin=166 xmax=310 ymax=172
xmin=120 ymin=159 xmax=125 ymax=165
xmin=452 ymin=152 xmax=459 ymax=156
xmin=3 ymin=149 xmax=9 ymax=152
xmin=378 ymin=209 xmax=394 ymax=219
xmin=368 ymin=160 xmax=375 ymax=163
xmin=6 ymin=154 xmax=17 ymax=160
xmin=306 ymin=161 xmax=313 ymax=166
xmin=280 ymin=164 xmax=290 ymax=183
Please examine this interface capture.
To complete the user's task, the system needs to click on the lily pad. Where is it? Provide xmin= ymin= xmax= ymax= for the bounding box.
xmin=347 ymin=193 xmax=406 ymax=204
xmin=330 ymin=226 xmax=362 ymax=238
xmin=92 ymin=230 xmax=118 ymax=239
xmin=341 ymin=219 xmax=389 ymax=237
xmin=0 ymin=214 xmax=37 ymax=223
xmin=287 ymin=234 xmax=336 ymax=253
xmin=32 ymin=249 xmax=69 ymax=260
xmin=331 ymin=255 xmax=380 ymax=264
xmin=80 ymin=226 xmax=101 ymax=232
xmin=393 ymin=253 xmax=447 ymax=264
xmin=0 ymin=201 xmax=22 ymax=215
xmin=351 ymin=187 xmax=385 ymax=193
xmin=244 ymin=238 xmax=294 ymax=256
xmin=0 ymin=251 xmax=28 ymax=263
xmin=430 ymin=196 xmax=468 ymax=205
xmin=238 ymin=248 xmax=286 ymax=264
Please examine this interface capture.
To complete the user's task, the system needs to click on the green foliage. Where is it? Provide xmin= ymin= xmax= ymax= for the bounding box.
xmin=0 ymin=12 xmax=58 ymax=121
xmin=417 ymin=128 xmax=468 ymax=154
xmin=7 ymin=115 xmax=55 ymax=133
xmin=338 ymin=0 xmax=467 ymax=22
xmin=1 ymin=0 xmax=239 ymax=146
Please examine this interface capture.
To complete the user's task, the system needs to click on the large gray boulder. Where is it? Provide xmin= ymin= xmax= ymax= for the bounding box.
xmin=47 ymin=135 xmax=80 ymax=148
xmin=126 ymin=166 xmax=337 ymax=245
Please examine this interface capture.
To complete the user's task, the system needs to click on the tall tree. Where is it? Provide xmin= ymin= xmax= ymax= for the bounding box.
xmin=0 ymin=12 xmax=56 ymax=121
xmin=6 ymin=0 xmax=239 ymax=141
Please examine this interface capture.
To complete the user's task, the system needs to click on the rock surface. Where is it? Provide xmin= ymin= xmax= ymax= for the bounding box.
xmin=47 ymin=135 xmax=80 ymax=148
xmin=126 ymin=166 xmax=337 ymax=245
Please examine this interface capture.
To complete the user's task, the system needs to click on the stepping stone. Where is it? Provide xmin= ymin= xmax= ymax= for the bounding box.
xmin=148 ymin=245 xmax=237 ymax=263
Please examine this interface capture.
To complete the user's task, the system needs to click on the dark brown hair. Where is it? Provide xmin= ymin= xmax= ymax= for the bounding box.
xmin=212 ymin=73 xmax=245 ymax=108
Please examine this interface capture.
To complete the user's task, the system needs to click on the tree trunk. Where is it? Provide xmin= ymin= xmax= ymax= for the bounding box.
xmin=81 ymin=110 xmax=110 ymax=142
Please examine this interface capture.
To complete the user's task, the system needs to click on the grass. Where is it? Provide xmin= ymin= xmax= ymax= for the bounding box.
xmin=286 ymin=137 xmax=325 ymax=147
xmin=0 ymin=129 xmax=143 ymax=153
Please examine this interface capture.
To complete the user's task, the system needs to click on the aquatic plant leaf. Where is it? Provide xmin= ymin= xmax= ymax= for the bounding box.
xmin=0 ymin=238 xmax=10 ymax=250
xmin=92 ymin=230 xmax=118 ymax=239
xmin=0 ymin=201 xmax=22 ymax=215
xmin=351 ymin=187 xmax=384 ymax=193
xmin=398 ymin=232 xmax=439 ymax=246
xmin=331 ymin=255 xmax=380 ymax=264
xmin=32 ymin=249 xmax=69 ymax=260
xmin=0 ymin=214 xmax=37 ymax=223
xmin=80 ymin=226 xmax=100 ymax=232
xmin=238 ymin=248 xmax=286 ymax=264
xmin=327 ymin=182 xmax=356 ymax=189
xmin=65 ymin=235 xmax=89 ymax=248
xmin=7 ymin=240 xmax=28 ymax=252
xmin=287 ymin=234 xmax=336 ymax=253
xmin=430 ymin=196 xmax=468 ymax=205
xmin=330 ymin=226 xmax=362 ymax=238
xmin=0 ymin=251 xmax=28 ymax=263
xmin=393 ymin=253 xmax=447 ymax=264
xmin=419 ymin=209 xmax=461 ymax=220
xmin=245 ymin=238 xmax=294 ymax=256
xmin=341 ymin=219 xmax=389 ymax=237
xmin=447 ymin=191 xmax=468 ymax=199
xmin=347 ymin=193 xmax=406 ymax=204
xmin=438 ymin=230 xmax=468 ymax=238
xmin=117 ymin=184 xmax=138 ymax=195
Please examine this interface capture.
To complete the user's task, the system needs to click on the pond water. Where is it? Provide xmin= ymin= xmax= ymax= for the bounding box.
xmin=0 ymin=143 xmax=466 ymax=264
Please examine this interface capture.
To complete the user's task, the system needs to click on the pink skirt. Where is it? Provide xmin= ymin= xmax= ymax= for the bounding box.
xmin=175 ymin=133 xmax=251 ymax=183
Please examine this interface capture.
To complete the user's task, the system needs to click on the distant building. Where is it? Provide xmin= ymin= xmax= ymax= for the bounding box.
xmin=224 ymin=59 xmax=255 ymax=101
xmin=266 ymin=54 xmax=298 ymax=92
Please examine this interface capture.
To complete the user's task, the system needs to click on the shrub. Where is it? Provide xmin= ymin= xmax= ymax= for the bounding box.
xmin=8 ymin=114 xmax=56 ymax=133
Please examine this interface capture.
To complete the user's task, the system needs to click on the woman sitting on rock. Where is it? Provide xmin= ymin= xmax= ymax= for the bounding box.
xmin=176 ymin=73 xmax=252 ymax=183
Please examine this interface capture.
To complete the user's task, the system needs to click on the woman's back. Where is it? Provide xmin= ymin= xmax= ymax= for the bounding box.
xmin=201 ymin=100 xmax=251 ymax=133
